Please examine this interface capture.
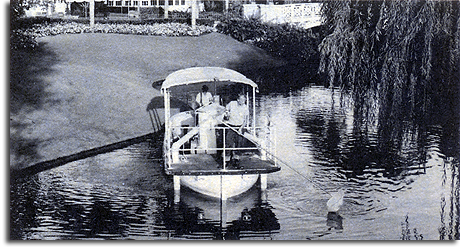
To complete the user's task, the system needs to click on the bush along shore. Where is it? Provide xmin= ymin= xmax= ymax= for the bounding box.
xmin=216 ymin=16 xmax=325 ymax=65
xmin=215 ymin=16 xmax=327 ymax=90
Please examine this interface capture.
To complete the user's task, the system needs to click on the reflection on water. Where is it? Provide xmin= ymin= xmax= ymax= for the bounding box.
xmin=10 ymin=86 xmax=459 ymax=240
xmin=9 ymin=141 xmax=280 ymax=240
xmin=159 ymin=189 xmax=280 ymax=240
xmin=257 ymin=86 xmax=458 ymax=240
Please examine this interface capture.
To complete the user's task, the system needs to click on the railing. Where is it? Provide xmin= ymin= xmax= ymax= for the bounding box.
xmin=243 ymin=3 xmax=323 ymax=29
xmin=165 ymin=125 xmax=277 ymax=170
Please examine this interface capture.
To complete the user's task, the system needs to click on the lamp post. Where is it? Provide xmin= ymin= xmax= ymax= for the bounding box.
xmin=90 ymin=0 xmax=95 ymax=28
xmin=191 ymin=0 xmax=196 ymax=29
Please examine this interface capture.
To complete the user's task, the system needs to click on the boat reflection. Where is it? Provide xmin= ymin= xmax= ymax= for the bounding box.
xmin=157 ymin=187 xmax=280 ymax=240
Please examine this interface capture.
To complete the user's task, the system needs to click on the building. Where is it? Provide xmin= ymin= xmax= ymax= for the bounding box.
xmin=23 ymin=0 xmax=205 ymax=17
xmin=243 ymin=1 xmax=322 ymax=29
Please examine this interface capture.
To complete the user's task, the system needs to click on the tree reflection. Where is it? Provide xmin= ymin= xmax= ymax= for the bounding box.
xmin=439 ymin=158 xmax=459 ymax=240
xmin=293 ymin=83 xmax=458 ymax=238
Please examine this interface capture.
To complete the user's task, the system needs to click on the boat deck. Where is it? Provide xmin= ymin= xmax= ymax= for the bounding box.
xmin=165 ymin=153 xmax=280 ymax=176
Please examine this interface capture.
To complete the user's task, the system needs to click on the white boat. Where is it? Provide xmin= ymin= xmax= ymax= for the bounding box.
xmin=160 ymin=67 xmax=280 ymax=200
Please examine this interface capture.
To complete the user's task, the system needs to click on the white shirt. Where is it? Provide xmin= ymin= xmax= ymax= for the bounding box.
xmin=225 ymin=101 xmax=249 ymax=126
xmin=196 ymin=92 xmax=213 ymax=107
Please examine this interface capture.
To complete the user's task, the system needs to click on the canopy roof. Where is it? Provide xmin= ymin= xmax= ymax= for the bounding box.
xmin=161 ymin=67 xmax=258 ymax=92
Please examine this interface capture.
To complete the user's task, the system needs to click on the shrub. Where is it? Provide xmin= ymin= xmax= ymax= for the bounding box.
xmin=19 ymin=21 xmax=217 ymax=38
xmin=140 ymin=7 xmax=164 ymax=19
xmin=10 ymin=30 xmax=38 ymax=51
xmin=216 ymin=16 xmax=325 ymax=63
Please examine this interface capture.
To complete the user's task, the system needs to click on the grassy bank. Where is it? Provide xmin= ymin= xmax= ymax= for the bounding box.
xmin=10 ymin=14 xmax=326 ymax=171
xmin=10 ymin=32 xmax=285 ymax=171
xmin=11 ymin=16 xmax=325 ymax=83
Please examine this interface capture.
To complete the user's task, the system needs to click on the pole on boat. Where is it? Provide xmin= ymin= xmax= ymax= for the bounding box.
xmin=173 ymin=176 xmax=180 ymax=203
xmin=220 ymin=176 xmax=228 ymax=231
xmin=222 ymin=121 xmax=345 ymax=212
xmin=260 ymin=174 xmax=267 ymax=192
xmin=220 ymin=193 xmax=228 ymax=237
xmin=220 ymin=175 xmax=228 ymax=201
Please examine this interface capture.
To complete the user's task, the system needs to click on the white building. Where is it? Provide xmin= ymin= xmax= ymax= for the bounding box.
xmin=24 ymin=0 xmax=205 ymax=17
xmin=243 ymin=2 xmax=323 ymax=29
xmin=104 ymin=0 xmax=198 ymax=12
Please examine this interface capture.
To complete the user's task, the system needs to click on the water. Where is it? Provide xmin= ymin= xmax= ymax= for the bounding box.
xmin=10 ymin=86 xmax=459 ymax=240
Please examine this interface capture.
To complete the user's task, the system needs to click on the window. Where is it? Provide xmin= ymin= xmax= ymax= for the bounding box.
xmin=142 ymin=1 xmax=148 ymax=5
xmin=116 ymin=1 xmax=122 ymax=6
xmin=159 ymin=0 xmax=164 ymax=5
xmin=133 ymin=1 xmax=139 ymax=5
xmin=168 ymin=0 xmax=173 ymax=6
xmin=181 ymin=0 xmax=185 ymax=5
xmin=150 ymin=0 xmax=156 ymax=6
xmin=175 ymin=0 xmax=179 ymax=5
xmin=108 ymin=1 xmax=114 ymax=6
xmin=124 ymin=1 xmax=131 ymax=6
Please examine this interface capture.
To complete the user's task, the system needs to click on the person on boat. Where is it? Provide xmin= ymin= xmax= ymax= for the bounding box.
xmin=195 ymin=85 xmax=213 ymax=108
xmin=223 ymin=93 xmax=249 ymax=161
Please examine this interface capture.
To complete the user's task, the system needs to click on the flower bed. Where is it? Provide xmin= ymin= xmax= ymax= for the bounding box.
xmin=21 ymin=21 xmax=217 ymax=38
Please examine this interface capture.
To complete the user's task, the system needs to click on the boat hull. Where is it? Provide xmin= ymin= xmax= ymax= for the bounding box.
xmin=180 ymin=174 xmax=260 ymax=199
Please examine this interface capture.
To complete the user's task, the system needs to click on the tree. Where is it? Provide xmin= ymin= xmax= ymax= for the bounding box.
xmin=10 ymin=0 xmax=27 ymax=22
xmin=319 ymin=0 xmax=460 ymax=122
xmin=319 ymin=0 xmax=460 ymax=160
xmin=81 ymin=1 xmax=90 ymax=17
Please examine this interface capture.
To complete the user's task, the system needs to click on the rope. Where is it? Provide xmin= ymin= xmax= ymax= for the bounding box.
xmin=222 ymin=121 xmax=333 ymax=196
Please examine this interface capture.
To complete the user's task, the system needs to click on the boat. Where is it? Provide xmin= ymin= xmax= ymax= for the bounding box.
xmin=160 ymin=67 xmax=280 ymax=200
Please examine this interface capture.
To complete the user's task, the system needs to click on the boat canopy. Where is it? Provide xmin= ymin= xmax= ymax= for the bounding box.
xmin=161 ymin=67 xmax=258 ymax=92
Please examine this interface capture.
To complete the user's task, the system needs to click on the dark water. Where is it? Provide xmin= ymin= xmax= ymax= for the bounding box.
xmin=10 ymin=86 xmax=459 ymax=240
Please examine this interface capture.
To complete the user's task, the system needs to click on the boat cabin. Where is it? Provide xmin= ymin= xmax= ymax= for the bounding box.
xmin=161 ymin=67 xmax=279 ymax=175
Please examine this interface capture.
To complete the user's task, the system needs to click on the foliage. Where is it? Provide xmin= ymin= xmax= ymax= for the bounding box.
xmin=10 ymin=0 xmax=27 ymax=23
xmin=319 ymin=0 xmax=460 ymax=162
xmin=10 ymin=1 xmax=37 ymax=51
xmin=10 ymin=30 xmax=38 ymax=51
xmin=216 ymin=16 xmax=325 ymax=63
xmin=10 ymin=14 xmax=219 ymax=50
xmin=139 ymin=7 xmax=164 ymax=19
xmin=203 ymin=0 xmax=224 ymax=12
xmin=319 ymin=0 xmax=460 ymax=121
xmin=401 ymin=214 xmax=423 ymax=240
xmin=17 ymin=21 xmax=217 ymax=38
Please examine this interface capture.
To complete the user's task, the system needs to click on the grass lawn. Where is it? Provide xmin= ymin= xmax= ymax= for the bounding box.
xmin=10 ymin=32 xmax=285 ymax=170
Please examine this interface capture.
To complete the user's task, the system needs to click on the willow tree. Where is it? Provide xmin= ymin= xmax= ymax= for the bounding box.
xmin=319 ymin=1 xmax=459 ymax=130
xmin=319 ymin=0 xmax=460 ymax=163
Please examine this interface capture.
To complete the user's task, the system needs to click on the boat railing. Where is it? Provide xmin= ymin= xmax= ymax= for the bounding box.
xmin=166 ymin=125 xmax=277 ymax=170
